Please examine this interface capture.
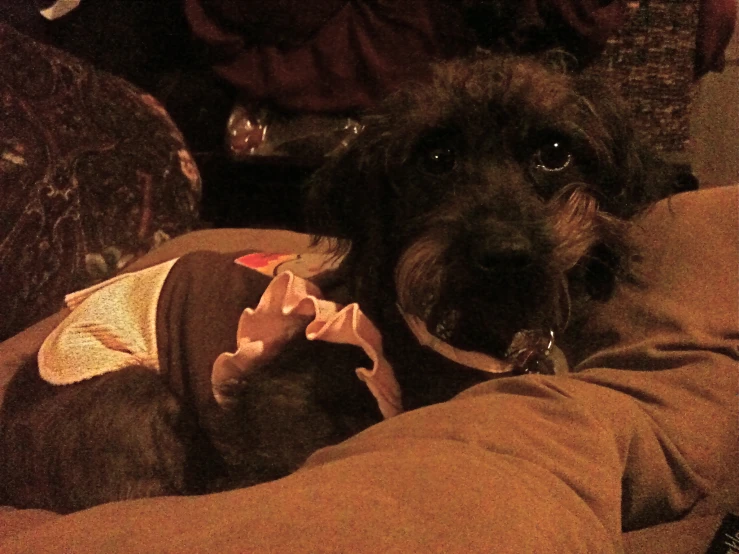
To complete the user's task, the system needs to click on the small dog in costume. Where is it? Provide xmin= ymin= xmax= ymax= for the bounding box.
xmin=0 ymin=54 xmax=692 ymax=513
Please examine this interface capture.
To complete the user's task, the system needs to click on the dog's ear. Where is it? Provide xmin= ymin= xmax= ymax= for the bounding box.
xmin=304 ymin=114 xmax=403 ymax=253
xmin=304 ymin=122 xmax=405 ymax=311
xmin=305 ymin=133 xmax=362 ymax=244
xmin=305 ymin=131 xmax=369 ymax=250
xmin=574 ymin=74 xmax=698 ymax=216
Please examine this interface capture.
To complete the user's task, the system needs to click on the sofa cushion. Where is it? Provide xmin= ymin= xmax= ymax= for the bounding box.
xmin=0 ymin=24 xmax=201 ymax=340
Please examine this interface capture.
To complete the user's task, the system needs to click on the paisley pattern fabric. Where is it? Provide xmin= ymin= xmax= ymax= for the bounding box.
xmin=0 ymin=24 xmax=202 ymax=340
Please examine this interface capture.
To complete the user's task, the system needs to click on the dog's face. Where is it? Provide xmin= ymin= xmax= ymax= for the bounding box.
xmin=308 ymin=55 xmax=685 ymax=358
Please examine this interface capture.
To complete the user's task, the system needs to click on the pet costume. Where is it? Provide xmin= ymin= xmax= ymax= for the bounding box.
xmin=39 ymin=251 xmax=401 ymax=419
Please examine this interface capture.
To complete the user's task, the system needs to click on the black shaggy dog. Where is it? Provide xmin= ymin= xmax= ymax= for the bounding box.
xmin=0 ymin=54 xmax=693 ymax=513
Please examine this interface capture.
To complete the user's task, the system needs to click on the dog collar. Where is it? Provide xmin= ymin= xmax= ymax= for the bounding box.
xmin=504 ymin=329 xmax=558 ymax=375
xmin=400 ymin=309 xmax=565 ymax=376
xmin=401 ymin=311 xmax=511 ymax=374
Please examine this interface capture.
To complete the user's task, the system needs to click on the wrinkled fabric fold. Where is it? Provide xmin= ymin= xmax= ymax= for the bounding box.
xmin=212 ymin=271 xmax=402 ymax=418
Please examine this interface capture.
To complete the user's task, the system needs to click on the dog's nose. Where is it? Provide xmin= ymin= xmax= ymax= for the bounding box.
xmin=471 ymin=230 xmax=534 ymax=273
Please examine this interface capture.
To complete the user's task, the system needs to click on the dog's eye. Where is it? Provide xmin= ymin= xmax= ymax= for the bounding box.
xmin=418 ymin=144 xmax=457 ymax=175
xmin=421 ymin=146 xmax=457 ymax=175
xmin=533 ymin=138 xmax=572 ymax=172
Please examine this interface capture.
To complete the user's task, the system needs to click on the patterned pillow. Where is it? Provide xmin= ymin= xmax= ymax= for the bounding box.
xmin=0 ymin=24 xmax=201 ymax=340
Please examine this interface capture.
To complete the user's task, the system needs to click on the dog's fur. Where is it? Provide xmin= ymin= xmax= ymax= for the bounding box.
xmin=0 ymin=54 xmax=694 ymax=513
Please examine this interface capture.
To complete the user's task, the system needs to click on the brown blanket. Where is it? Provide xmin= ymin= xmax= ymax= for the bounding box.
xmin=0 ymin=186 xmax=737 ymax=553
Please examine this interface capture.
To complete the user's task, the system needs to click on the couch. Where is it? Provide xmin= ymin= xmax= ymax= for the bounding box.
xmin=0 ymin=183 xmax=737 ymax=552
xmin=0 ymin=17 xmax=737 ymax=554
